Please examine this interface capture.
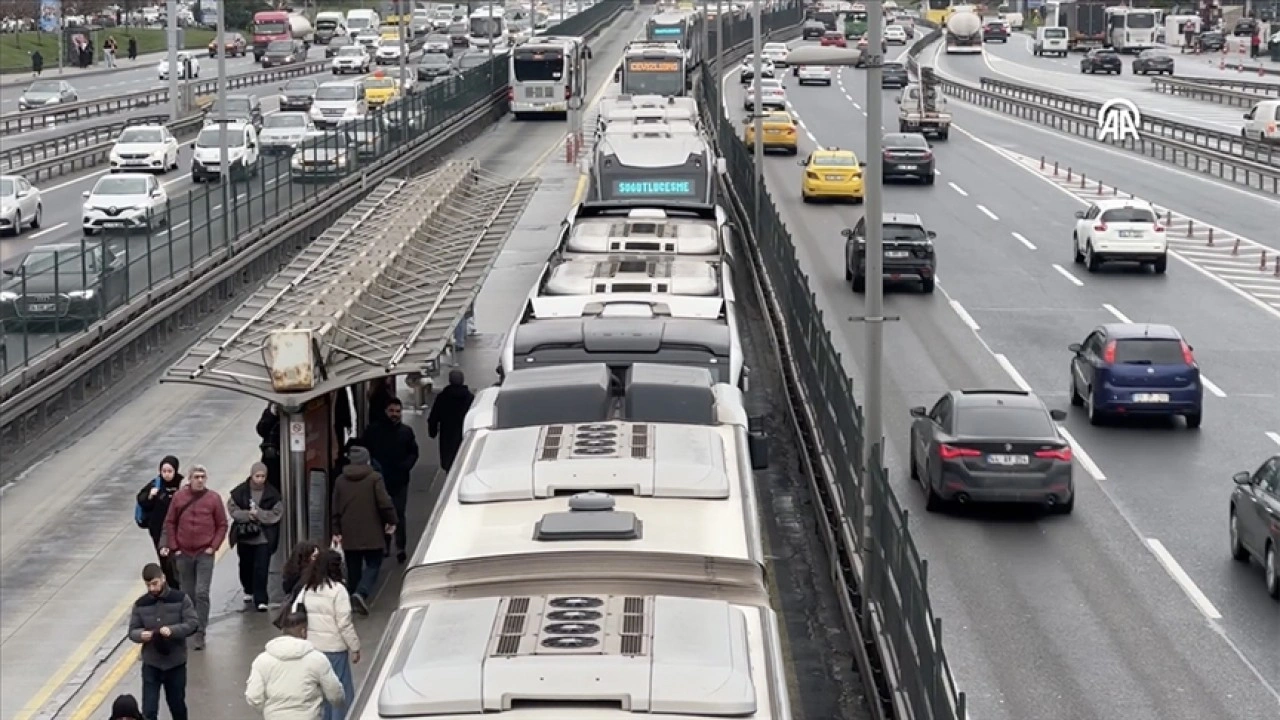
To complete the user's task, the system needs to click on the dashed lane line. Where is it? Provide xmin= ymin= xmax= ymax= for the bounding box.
xmin=1266 ymin=431 xmax=1280 ymax=448
xmin=1146 ymin=538 xmax=1224 ymax=620
xmin=1012 ymin=231 xmax=1037 ymax=250
xmin=1052 ymin=263 xmax=1084 ymax=287
xmin=975 ymin=204 xmax=998 ymax=221
xmin=1102 ymin=303 xmax=1133 ymax=324
xmin=948 ymin=181 xmax=968 ymax=196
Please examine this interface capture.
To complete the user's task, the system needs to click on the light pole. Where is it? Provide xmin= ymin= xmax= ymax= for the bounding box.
xmin=750 ymin=0 xmax=762 ymax=221
xmin=861 ymin=0 xmax=886 ymax=577
xmin=166 ymin=0 xmax=178 ymax=120
xmin=216 ymin=0 xmax=230 ymax=244
xmin=399 ymin=0 xmax=408 ymax=134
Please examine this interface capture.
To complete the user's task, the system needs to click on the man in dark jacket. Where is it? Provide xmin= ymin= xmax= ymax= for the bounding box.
xmin=128 ymin=563 xmax=198 ymax=720
xmin=255 ymin=405 xmax=282 ymax=491
xmin=331 ymin=446 xmax=397 ymax=614
xmin=159 ymin=465 xmax=226 ymax=650
xmin=136 ymin=456 xmax=184 ymax=590
xmin=427 ymin=370 xmax=474 ymax=473
xmin=363 ymin=397 xmax=418 ymax=564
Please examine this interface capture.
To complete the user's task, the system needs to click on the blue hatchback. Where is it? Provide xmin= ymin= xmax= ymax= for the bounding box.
xmin=1068 ymin=323 xmax=1203 ymax=429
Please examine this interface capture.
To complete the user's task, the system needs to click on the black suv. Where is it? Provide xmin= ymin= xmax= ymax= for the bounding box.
xmin=1080 ymin=48 xmax=1122 ymax=74
xmin=803 ymin=20 xmax=827 ymax=40
xmin=982 ymin=20 xmax=1009 ymax=42
xmin=843 ymin=213 xmax=937 ymax=293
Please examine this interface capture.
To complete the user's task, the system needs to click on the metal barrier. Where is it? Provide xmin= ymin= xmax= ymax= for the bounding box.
xmin=1150 ymin=75 xmax=1277 ymax=106
xmin=9 ymin=113 xmax=207 ymax=184
xmin=1159 ymin=76 xmax=1280 ymax=94
xmin=0 ymin=59 xmax=330 ymax=134
xmin=0 ymin=116 xmax=162 ymax=172
xmin=0 ymin=0 xmax=628 ymax=435
xmin=705 ymin=16 xmax=966 ymax=720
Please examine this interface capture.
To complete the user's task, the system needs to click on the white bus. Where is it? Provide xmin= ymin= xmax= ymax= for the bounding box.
xmin=508 ymin=35 xmax=588 ymax=119
xmin=1106 ymin=7 xmax=1158 ymax=52
xmin=468 ymin=6 xmax=508 ymax=49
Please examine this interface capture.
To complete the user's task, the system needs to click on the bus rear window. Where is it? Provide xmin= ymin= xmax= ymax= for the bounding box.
xmin=513 ymin=54 xmax=564 ymax=82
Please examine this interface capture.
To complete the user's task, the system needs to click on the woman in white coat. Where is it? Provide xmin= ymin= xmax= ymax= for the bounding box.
xmin=246 ymin=610 xmax=344 ymax=720
xmin=301 ymin=549 xmax=361 ymax=720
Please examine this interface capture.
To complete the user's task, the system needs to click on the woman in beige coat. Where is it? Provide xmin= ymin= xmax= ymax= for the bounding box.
xmin=301 ymin=549 xmax=360 ymax=720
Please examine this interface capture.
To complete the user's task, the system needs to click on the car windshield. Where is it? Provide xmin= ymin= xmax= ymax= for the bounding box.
xmin=195 ymin=127 xmax=244 ymax=147
xmin=331 ymin=37 xmax=351 ymax=46
xmin=764 ymin=113 xmax=792 ymax=123
xmin=212 ymin=98 xmax=251 ymax=114
xmin=315 ymin=85 xmax=357 ymax=100
xmin=958 ymin=406 xmax=1055 ymax=439
xmin=285 ymin=79 xmax=316 ymax=91
xmin=366 ymin=78 xmax=396 ymax=89
xmin=885 ymin=134 xmax=928 ymax=148
xmin=338 ymin=47 xmax=365 ymax=57
xmin=883 ymin=223 xmax=928 ymax=242
xmin=1044 ymin=28 xmax=1067 ymax=38
xmin=884 ymin=62 xmax=905 ymax=71
xmin=1100 ymin=207 xmax=1156 ymax=223
xmin=0 ymin=179 xmax=14 ymax=196
xmin=814 ymin=154 xmax=857 ymax=166
xmin=92 ymin=176 xmax=149 ymax=195
xmin=426 ymin=34 xmax=449 ymax=43
xmin=27 ymin=80 xmax=59 ymax=93
xmin=1141 ymin=51 xmax=1168 ymax=59
xmin=419 ymin=54 xmax=449 ymax=65
xmin=264 ymin=114 xmax=307 ymax=128
xmin=758 ymin=79 xmax=782 ymax=90
xmin=117 ymin=128 xmax=164 ymax=143
xmin=21 ymin=250 xmax=93 ymax=275
xmin=1113 ymin=339 xmax=1186 ymax=365
xmin=267 ymin=41 xmax=294 ymax=52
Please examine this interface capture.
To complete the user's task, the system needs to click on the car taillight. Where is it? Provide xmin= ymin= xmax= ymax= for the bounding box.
xmin=1035 ymin=447 xmax=1073 ymax=462
xmin=921 ymin=151 xmax=933 ymax=160
xmin=1094 ymin=223 xmax=1107 ymax=232
xmin=806 ymin=172 xmax=820 ymax=180
xmin=1102 ymin=340 xmax=1116 ymax=364
xmin=565 ymin=86 xmax=572 ymax=100
xmin=1180 ymin=340 xmax=1195 ymax=364
xmin=506 ymin=88 xmax=514 ymax=101
xmin=785 ymin=127 xmax=795 ymax=135
xmin=939 ymin=444 xmax=981 ymax=460
xmin=1153 ymin=225 xmax=1164 ymax=233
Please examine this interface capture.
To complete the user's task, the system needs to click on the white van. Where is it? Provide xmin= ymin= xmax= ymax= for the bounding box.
xmin=1034 ymin=26 xmax=1069 ymax=57
xmin=1242 ymin=100 xmax=1280 ymax=144
xmin=191 ymin=121 xmax=260 ymax=182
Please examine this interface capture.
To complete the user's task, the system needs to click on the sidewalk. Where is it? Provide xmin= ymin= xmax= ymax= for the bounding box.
xmin=0 ymin=49 xmax=174 ymax=86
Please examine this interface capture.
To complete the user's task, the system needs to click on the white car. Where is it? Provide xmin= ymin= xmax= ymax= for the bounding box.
xmin=375 ymin=41 xmax=406 ymax=65
xmin=109 ymin=125 xmax=181 ymax=174
xmin=739 ymin=55 xmax=775 ymax=83
xmin=81 ymin=173 xmax=167 ymax=235
xmin=354 ymin=33 xmax=382 ymax=51
xmin=744 ymin=78 xmax=787 ymax=110
xmin=797 ymin=64 xmax=833 ymax=86
xmin=0 ymin=175 xmax=43 ymax=236
xmin=259 ymin=111 xmax=320 ymax=153
xmin=1242 ymin=100 xmax=1280 ymax=144
xmin=331 ymin=45 xmax=371 ymax=74
xmin=1072 ymin=199 xmax=1167 ymax=273
xmin=884 ymin=24 xmax=908 ymax=44
xmin=158 ymin=51 xmax=200 ymax=80
xmin=762 ymin=42 xmax=790 ymax=66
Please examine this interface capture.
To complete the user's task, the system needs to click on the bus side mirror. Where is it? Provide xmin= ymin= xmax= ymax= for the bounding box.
xmin=715 ymin=157 xmax=727 ymax=175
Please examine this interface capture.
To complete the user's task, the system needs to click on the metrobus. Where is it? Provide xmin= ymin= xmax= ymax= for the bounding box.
xmin=924 ymin=0 xmax=958 ymax=26
xmin=508 ymin=35 xmax=588 ymax=119
xmin=646 ymin=11 xmax=704 ymax=68
xmin=1106 ymin=7 xmax=1159 ymax=52
xmin=468 ymin=6 xmax=508 ymax=49
xmin=619 ymin=42 xmax=689 ymax=96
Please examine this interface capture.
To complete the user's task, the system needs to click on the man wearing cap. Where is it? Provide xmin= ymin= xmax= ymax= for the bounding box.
xmin=330 ymin=446 xmax=398 ymax=614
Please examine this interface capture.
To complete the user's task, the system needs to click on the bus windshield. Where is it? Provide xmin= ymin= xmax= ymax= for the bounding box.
xmin=469 ymin=16 xmax=502 ymax=36
xmin=648 ymin=24 xmax=684 ymax=42
xmin=622 ymin=59 xmax=684 ymax=96
xmin=254 ymin=21 xmax=288 ymax=34
xmin=513 ymin=49 xmax=564 ymax=82
xmin=1127 ymin=12 xmax=1155 ymax=28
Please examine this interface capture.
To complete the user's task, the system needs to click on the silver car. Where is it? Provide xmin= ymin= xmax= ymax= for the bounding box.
xmin=18 ymin=79 xmax=77 ymax=111
xmin=0 ymin=176 xmax=43 ymax=236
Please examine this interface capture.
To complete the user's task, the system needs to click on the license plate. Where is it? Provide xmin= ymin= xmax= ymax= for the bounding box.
xmin=885 ymin=250 xmax=909 ymax=258
xmin=987 ymin=454 xmax=1030 ymax=466
xmin=1132 ymin=393 xmax=1169 ymax=403
xmin=897 ymin=164 xmax=917 ymax=170
xmin=1118 ymin=229 xmax=1143 ymax=238
xmin=825 ymin=174 xmax=843 ymax=181
xmin=103 ymin=221 xmax=125 ymax=227
xmin=28 ymin=303 xmax=55 ymax=312
xmin=765 ymin=128 xmax=781 ymax=134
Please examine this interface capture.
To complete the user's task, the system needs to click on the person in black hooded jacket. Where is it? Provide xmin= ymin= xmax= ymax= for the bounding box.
xmin=427 ymin=370 xmax=474 ymax=473
xmin=136 ymin=456 xmax=184 ymax=590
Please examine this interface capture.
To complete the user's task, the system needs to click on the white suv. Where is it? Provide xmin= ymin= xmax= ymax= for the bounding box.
xmin=81 ymin=173 xmax=167 ymax=235
xmin=331 ymin=45 xmax=371 ymax=74
xmin=1072 ymin=199 xmax=1167 ymax=273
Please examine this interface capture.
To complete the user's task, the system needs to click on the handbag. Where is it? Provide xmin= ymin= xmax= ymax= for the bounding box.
xmin=273 ymin=587 xmax=307 ymax=630
xmin=232 ymin=519 xmax=262 ymax=544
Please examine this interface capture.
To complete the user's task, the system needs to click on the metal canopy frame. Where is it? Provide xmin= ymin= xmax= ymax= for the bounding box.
xmin=161 ymin=159 xmax=540 ymax=405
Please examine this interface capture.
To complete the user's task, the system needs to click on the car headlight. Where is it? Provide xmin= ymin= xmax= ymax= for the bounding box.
xmin=0 ymin=291 xmax=18 ymax=302
xmin=151 ymin=149 xmax=166 ymax=159
xmin=67 ymin=289 xmax=96 ymax=299
xmin=46 ymin=96 xmax=61 ymax=104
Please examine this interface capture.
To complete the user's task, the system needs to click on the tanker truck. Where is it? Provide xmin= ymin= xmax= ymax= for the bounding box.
xmin=252 ymin=10 xmax=315 ymax=62
xmin=944 ymin=9 xmax=983 ymax=54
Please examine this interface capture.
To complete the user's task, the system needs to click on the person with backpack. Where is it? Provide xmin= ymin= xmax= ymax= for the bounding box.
xmin=136 ymin=456 xmax=184 ymax=590
xmin=227 ymin=463 xmax=284 ymax=612
xmin=160 ymin=465 xmax=227 ymax=651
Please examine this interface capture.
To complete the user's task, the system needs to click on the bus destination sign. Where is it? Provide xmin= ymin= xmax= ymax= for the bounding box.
xmin=628 ymin=60 xmax=681 ymax=72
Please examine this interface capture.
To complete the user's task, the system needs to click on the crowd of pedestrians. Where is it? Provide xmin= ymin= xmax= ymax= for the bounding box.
xmin=115 ymin=372 xmax=475 ymax=719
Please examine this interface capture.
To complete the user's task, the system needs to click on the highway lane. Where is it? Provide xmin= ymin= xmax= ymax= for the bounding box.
xmin=724 ymin=47 xmax=1280 ymax=720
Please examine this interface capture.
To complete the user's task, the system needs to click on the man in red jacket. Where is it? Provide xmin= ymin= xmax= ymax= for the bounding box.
xmin=159 ymin=465 xmax=226 ymax=650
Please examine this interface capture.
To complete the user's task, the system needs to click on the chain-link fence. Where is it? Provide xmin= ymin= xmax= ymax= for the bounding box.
xmin=703 ymin=13 xmax=967 ymax=720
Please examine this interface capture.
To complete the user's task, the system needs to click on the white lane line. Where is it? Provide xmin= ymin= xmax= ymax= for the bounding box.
xmin=976 ymin=204 xmax=999 ymax=221
xmin=29 ymin=222 xmax=68 ymax=239
xmin=1145 ymin=538 xmax=1223 ymax=620
xmin=1057 ymin=427 xmax=1107 ymax=481
xmin=1051 ymin=263 xmax=1084 ymax=287
xmin=950 ymin=299 xmax=980 ymax=331
xmin=948 ymin=181 xmax=968 ymax=196
xmin=1200 ymin=376 xmax=1227 ymax=398
xmin=1266 ymin=431 xmax=1280 ymax=448
xmin=1102 ymin=303 xmax=1133 ymax=324
xmin=994 ymin=353 xmax=1032 ymax=392
xmin=1012 ymin=231 xmax=1037 ymax=250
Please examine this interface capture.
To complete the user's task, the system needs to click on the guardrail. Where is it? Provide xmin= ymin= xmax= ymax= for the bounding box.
xmin=1163 ymin=75 xmax=1280 ymax=94
xmin=0 ymin=0 xmax=628 ymax=438
xmin=0 ymin=115 xmax=168 ymax=172
xmin=0 ymin=59 xmax=330 ymax=134
xmin=976 ymin=76 xmax=1280 ymax=169
xmin=705 ymin=16 xmax=968 ymax=720
xmin=5 ymin=114 xmax=208 ymax=184
xmin=1148 ymin=75 xmax=1272 ymax=107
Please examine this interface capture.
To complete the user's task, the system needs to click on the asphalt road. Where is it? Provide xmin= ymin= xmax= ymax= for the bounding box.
xmin=954 ymin=34 xmax=1280 ymax=135
xmin=724 ymin=39 xmax=1280 ymax=720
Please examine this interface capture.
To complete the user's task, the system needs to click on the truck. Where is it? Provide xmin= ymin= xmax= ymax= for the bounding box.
xmin=1054 ymin=0 xmax=1108 ymax=51
xmin=252 ymin=11 xmax=313 ymax=61
xmin=944 ymin=9 xmax=982 ymax=53
xmin=897 ymin=66 xmax=951 ymax=139
xmin=314 ymin=11 xmax=347 ymax=44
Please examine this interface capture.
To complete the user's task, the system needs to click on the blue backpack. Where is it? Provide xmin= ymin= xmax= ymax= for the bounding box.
xmin=134 ymin=477 xmax=162 ymax=528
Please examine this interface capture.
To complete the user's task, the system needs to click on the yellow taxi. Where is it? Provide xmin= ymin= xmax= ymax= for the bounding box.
xmin=364 ymin=73 xmax=400 ymax=107
xmin=800 ymin=148 xmax=864 ymax=203
xmin=380 ymin=28 xmax=405 ymax=43
xmin=743 ymin=111 xmax=799 ymax=155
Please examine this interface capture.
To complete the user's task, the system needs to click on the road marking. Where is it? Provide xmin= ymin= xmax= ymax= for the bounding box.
xmin=1266 ymin=431 xmax=1280 ymax=448
xmin=948 ymin=181 xmax=968 ymax=196
xmin=1051 ymin=263 xmax=1084 ymax=286
xmin=975 ymin=204 xmax=998 ymax=221
xmin=950 ymin=299 xmax=980 ymax=331
xmin=994 ymin=352 xmax=1032 ymax=392
xmin=1145 ymin=538 xmax=1223 ymax=620
xmin=1200 ymin=376 xmax=1227 ymax=398
xmin=1102 ymin=303 xmax=1132 ymax=324
xmin=1011 ymin=231 xmax=1036 ymax=250
xmin=29 ymin=221 xmax=68 ymax=239
xmin=1056 ymin=427 xmax=1107 ymax=481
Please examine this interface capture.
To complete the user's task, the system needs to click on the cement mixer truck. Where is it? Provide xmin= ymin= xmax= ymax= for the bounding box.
xmin=944 ymin=8 xmax=983 ymax=54
xmin=252 ymin=10 xmax=314 ymax=62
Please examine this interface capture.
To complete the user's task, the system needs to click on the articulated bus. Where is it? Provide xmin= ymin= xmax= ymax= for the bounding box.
xmin=509 ymin=35 xmax=588 ymax=119
xmin=924 ymin=0 xmax=959 ymax=26
xmin=1106 ymin=7 xmax=1159 ymax=52
xmin=646 ymin=11 xmax=704 ymax=68
xmin=619 ymin=43 xmax=689 ymax=96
